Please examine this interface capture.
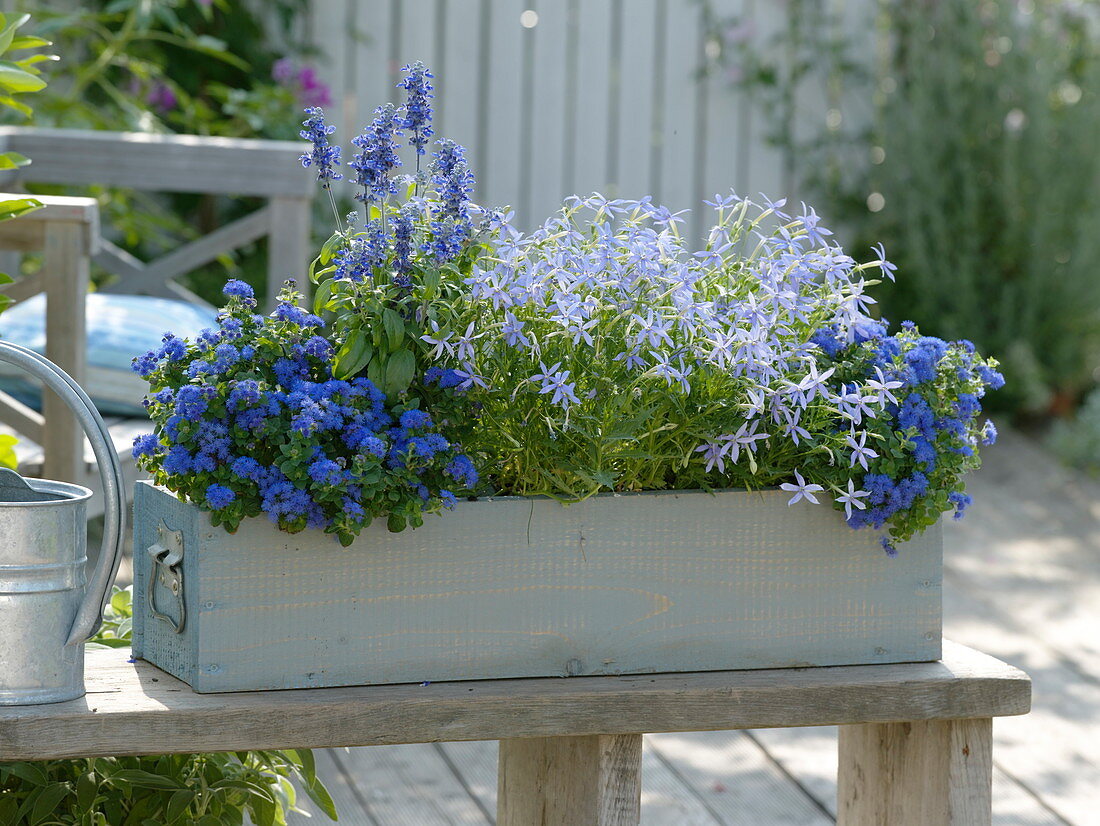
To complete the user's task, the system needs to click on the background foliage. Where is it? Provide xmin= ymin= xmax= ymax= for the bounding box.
xmin=0 ymin=11 xmax=54 ymax=469
xmin=5 ymin=0 xmax=321 ymax=304
xmin=709 ymin=0 xmax=1100 ymax=417
xmin=0 ymin=587 xmax=338 ymax=826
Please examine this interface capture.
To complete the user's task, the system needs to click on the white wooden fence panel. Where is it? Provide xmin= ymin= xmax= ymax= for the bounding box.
xmin=438 ymin=1 xmax=482 ymax=175
xmin=308 ymin=0 xmax=870 ymax=239
xmin=617 ymin=0 xmax=660 ymax=205
xmin=657 ymin=3 xmax=703 ymax=237
xmin=743 ymin=0 xmax=789 ymax=202
xmin=526 ymin=1 xmax=570 ymax=225
xmin=569 ymin=0 xmax=616 ymax=205
xmin=485 ymin=1 xmax=527 ymax=213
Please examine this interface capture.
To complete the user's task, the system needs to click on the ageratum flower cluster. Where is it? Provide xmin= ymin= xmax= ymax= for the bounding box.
xmin=417 ymin=193 xmax=1002 ymax=551
xmin=131 ymin=280 xmax=477 ymax=543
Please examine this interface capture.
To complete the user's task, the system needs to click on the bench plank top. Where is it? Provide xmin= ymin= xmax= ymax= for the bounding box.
xmin=0 ymin=641 xmax=1029 ymax=761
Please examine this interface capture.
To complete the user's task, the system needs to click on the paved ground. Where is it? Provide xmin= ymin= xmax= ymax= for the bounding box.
xmin=284 ymin=426 xmax=1098 ymax=825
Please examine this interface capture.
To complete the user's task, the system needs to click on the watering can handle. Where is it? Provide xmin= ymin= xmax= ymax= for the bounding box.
xmin=0 ymin=340 xmax=125 ymax=646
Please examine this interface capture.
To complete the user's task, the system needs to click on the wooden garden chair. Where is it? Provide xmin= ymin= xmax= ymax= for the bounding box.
xmin=0 ymin=127 xmax=313 ymax=503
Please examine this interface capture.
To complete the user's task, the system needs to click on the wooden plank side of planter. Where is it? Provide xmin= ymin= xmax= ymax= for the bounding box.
xmin=132 ymin=482 xmax=942 ymax=693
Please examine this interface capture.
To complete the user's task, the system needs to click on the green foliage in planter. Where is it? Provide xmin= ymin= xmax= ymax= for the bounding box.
xmin=708 ymin=0 xmax=1100 ymax=414
xmin=0 ymin=587 xmax=338 ymax=826
xmin=296 ymin=62 xmax=1002 ymax=551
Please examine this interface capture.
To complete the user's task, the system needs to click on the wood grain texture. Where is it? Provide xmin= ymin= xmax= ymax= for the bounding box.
xmin=336 ymin=742 xmax=490 ymax=824
xmin=752 ymin=724 xmax=1064 ymax=825
xmin=498 ymin=734 xmax=643 ymax=826
xmin=266 ymin=197 xmax=312 ymax=310
xmin=0 ymin=642 xmax=1028 ymax=761
xmin=41 ymin=221 xmax=89 ymax=484
xmin=0 ymin=195 xmax=99 ymax=486
xmin=646 ymin=731 xmax=831 ymax=825
xmin=838 ymin=718 xmax=993 ymax=826
xmin=0 ymin=128 xmax=313 ymax=197
xmin=132 ymin=482 xmax=943 ymax=693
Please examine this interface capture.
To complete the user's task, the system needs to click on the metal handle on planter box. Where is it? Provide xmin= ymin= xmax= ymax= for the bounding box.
xmin=0 ymin=339 xmax=126 ymax=646
xmin=146 ymin=522 xmax=186 ymax=634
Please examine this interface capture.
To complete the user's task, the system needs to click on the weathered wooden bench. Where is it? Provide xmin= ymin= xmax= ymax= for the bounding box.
xmin=0 ymin=640 xmax=1029 ymax=825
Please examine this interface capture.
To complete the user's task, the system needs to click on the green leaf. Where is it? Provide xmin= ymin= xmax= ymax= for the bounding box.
xmin=31 ymin=783 xmax=70 ymax=825
xmin=251 ymin=794 xmax=277 ymax=826
xmin=0 ymin=20 xmax=18 ymax=55
xmin=5 ymin=762 xmax=49 ymax=786
xmin=382 ymin=307 xmax=405 ymax=352
xmin=166 ymin=789 xmax=196 ymax=822
xmin=384 ymin=348 xmax=416 ymax=397
xmin=110 ymin=587 xmax=132 ymax=616
xmin=0 ymin=60 xmax=46 ymax=92
xmin=387 ymin=512 xmax=407 ymax=532
xmin=0 ymin=196 xmax=43 ymax=222
xmin=109 ymin=769 xmax=184 ymax=791
xmin=422 ymin=268 xmax=442 ymax=300
xmin=0 ymin=271 xmax=13 ymax=286
xmin=286 ymin=748 xmax=316 ymax=784
xmin=334 ymin=328 xmax=372 ymax=380
xmin=312 ymin=278 xmax=333 ymax=315
xmin=0 ymin=93 xmax=30 ymax=117
xmin=319 ymin=232 xmax=342 ymax=266
xmin=9 ymin=36 xmax=51 ymax=50
xmin=76 ymin=770 xmax=98 ymax=811
xmin=301 ymin=776 xmax=338 ymax=821
xmin=14 ymin=54 xmax=58 ymax=70
xmin=0 ymin=151 xmax=28 ymax=170
xmin=366 ymin=356 xmax=386 ymax=390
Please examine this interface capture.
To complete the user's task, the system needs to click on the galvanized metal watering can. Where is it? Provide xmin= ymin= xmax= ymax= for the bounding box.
xmin=0 ymin=340 xmax=125 ymax=705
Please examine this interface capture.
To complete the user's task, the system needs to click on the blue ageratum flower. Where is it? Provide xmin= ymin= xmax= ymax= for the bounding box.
xmin=350 ymin=103 xmax=403 ymax=203
xmin=131 ymin=433 xmax=161 ymax=459
xmin=298 ymin=107 xmax=343 ymax=185
xmin=223 ymin=279 xmax=255 ymax=301
xmin=397 ymin=61 xmax=434 ymax=156
xmin=205 ymin=484 xmax=237 ymax=510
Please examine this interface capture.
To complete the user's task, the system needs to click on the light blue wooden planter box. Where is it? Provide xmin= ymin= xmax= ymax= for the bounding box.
xmin=131 ymin=481 xmax=942 ymax=693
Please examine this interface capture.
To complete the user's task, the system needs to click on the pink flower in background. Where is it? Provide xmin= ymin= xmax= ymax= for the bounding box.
xmin=147 ymin=83 xmax=177 ymax=113
xmin=272 ymin=57 xmax=296 ymax=84
xmin=273 ymin=59 xmax=332 ymax=108
xmin=297 ymin=67 xmax=332 ymax=107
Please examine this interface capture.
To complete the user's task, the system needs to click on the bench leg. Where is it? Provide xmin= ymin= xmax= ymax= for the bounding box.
xmin=498 ymin=734 xmax=643 ymax=826
xmin=838 ymin=718 xmax=993 ymax=825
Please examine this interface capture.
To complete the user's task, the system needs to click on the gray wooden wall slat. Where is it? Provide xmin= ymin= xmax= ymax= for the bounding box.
xmin=308 ymin=0 xmax=833 ymax=242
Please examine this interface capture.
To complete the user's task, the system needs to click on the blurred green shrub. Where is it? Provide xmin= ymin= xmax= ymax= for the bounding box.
xmin=709 ymin=0 xmax=1100 ymax=415
xmin=0 ymin=586 xmax=338 ymax=825
xmin=1049 ymin=386 xmax=1100 ymax=476
xmin=0 ymin=9 xmax=55 ymax=309
xmin=5 ymin=0 xmax=323 ymax=304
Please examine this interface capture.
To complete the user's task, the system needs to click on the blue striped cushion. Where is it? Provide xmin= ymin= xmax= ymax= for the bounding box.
xmin=0 ymin=294 xmax=218 ymax=416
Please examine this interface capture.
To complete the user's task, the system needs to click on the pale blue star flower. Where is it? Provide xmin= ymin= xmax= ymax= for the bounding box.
xmin=780 ymin=470 xmax=824 ymax=506
xmin=835 ymin=479 xmax=870 ymax=520
xmin=846 ymin=430 xmax=880 ymax=471
xmin=421 ymin=320 xmax=454 ymax=360
xmin=866 ymin=366 xmax=904 ymax=407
